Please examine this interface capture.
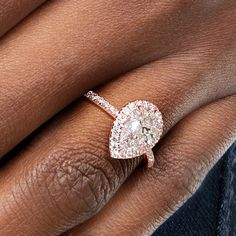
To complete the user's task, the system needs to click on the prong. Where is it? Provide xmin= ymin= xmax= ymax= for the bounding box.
xmin=144 ymin=149 xmax=155 ymax=168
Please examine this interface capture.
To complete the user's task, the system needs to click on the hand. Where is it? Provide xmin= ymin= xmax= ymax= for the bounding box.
xmin=67 ymin=95 xmax=236 ymax=235
xmin=0 ymin=1 xmax=235 ymax=235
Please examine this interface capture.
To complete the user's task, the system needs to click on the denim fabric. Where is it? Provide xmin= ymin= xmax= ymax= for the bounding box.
xmin=153 ymin=143 xmax=236 ymax=236
xmin=218 ymin=143 xmax=236 ymax=235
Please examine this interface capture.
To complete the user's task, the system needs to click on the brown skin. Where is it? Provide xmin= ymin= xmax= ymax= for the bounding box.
xmin=68 ymin=95 xmax=236 ymax=235
xmin=1 ymin=0 xmax=236 ymax=158
xmin=0 ymin=0 xmax=46 ymax=37
xmin=0 ymin=0 xmax=235 ymax=235
xmin=0 ymin=57 xmax=236 ymax=234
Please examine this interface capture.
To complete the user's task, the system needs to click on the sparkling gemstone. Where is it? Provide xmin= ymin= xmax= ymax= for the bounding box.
xmin=128 ymin=119 xmax=142 ymax=132
xmin=109 ymin=100 xmax=163 ymax=159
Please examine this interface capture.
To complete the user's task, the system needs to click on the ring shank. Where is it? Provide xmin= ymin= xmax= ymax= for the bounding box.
xmin=84 ymin=91 xmax=119 ymax=118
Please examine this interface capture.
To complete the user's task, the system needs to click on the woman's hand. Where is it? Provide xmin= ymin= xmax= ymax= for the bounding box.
xmin=0 ymin=1 xmax=235 ymax=235
xmin=67 ymin=95 xmax=236 ymax=235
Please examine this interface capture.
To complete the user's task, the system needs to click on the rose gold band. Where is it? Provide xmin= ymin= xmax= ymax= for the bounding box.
xmin=84 ymin=91 xmax=119 ymax=118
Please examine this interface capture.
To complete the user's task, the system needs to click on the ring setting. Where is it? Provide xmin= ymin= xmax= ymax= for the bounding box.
xmin=85 ymin=91 xmax=163 ymax=168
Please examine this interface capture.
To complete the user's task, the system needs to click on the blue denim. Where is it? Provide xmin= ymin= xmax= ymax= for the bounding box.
xmin=153 ymin=143 xmax=236 ymax=236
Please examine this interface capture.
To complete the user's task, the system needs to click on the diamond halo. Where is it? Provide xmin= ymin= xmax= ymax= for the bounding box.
xmin=109 ymin=100 xmax=163 ymax=167
xmin=85 ymin=91 xmax=163 ymax=168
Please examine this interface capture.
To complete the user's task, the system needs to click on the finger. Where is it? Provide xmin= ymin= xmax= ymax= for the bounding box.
xmin=0 ymin=0 xmax=46 ymax=37
xmin=69 ymin=95 xmax=236 ymax=236
xmin=1 ymin=1 xmax=236 ymax=158
xmin=0 ymin=46 xmax=235 ymax=235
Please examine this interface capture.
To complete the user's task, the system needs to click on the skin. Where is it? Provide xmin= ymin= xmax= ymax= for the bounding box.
xmin=68 ymin=95 xmax=236 ymax=236
xmin=1 ymin=0 xmax=235 ymax=158
xmin=0 ymin=0 xmax=46 ymax=37
xmin=0 ymin=0 xmax=235 ymax=235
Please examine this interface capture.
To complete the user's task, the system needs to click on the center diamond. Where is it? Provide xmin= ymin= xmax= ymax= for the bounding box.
xmin=129 ymin=119 xmax=142 ymax=133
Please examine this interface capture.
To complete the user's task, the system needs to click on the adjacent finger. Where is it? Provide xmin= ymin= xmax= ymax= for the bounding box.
xmin=1 ymin=0 xmax=236 ymax=157
xmin=0 ymin=0 xmax=47 ymax=37
xmin=70 ymin=95 xmax=236 ymax=236
xmin=0 ymin=47 xmax=235 ymax=235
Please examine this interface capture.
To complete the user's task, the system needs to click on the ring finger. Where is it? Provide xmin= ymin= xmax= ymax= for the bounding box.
xmin=69 ymin=95 xmax=236 ymax=236
xmin=0 ymin=50 xmax=235 ymax=235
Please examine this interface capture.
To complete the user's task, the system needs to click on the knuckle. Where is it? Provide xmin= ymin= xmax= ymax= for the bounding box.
xmin=36 ymin=140 xmax=128 ymax=221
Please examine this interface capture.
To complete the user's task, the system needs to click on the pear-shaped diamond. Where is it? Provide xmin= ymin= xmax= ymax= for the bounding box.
xmin=109 ymin=100 xmax=163 ymax=159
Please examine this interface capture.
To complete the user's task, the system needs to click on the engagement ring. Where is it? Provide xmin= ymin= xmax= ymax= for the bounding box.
xmin=84 ymin=91 xmax=163 ymax=167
